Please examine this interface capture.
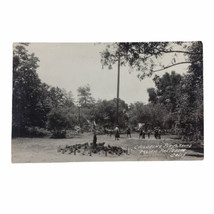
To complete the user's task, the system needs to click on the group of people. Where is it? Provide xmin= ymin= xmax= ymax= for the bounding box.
xmin=91 ymin=120 xmax=163 ymax=145
xmin=114 ymin=126 xmax=162 ymax=140
xmin=154 ymin=128 xmax=162 ymax=139
xmin=139 ymin=129 xmax=147 ymax=139
xmin=104 ymin=126 xmax=125 ymax=141
xmin=139 ymin=128 xmax=161 ymax=139
xmin=114 ymin=126 xmax=132 ymax=140
xmin=104 ymin=125 xmax=162 ymax=141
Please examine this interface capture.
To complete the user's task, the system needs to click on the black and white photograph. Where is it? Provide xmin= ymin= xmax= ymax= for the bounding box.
xmin=12 ymin=42 xmax=203 ymax=163
xmin=2 ymin=1 xmax=214 ymax=214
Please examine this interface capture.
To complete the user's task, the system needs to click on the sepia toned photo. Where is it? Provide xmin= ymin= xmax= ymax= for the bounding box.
xmin=12 ymin=42 xmax=203 ymax=163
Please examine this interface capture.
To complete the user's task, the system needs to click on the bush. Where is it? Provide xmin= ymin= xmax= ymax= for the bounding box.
xmin=47 ymin=108 xmax=69 ymax=138
xmin=25 ymin=127 xmax=50 ymax=137
xmin=50 ymin=130 xmax=66 ymax=138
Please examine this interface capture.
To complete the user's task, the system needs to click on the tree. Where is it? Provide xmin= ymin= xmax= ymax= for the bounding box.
xmin=174 ymin=42 xmax=203 ymax=139
xmin=47 ymin=107 xmax=70 ymax=138
xmin=12 ymin=43 xmax=78 ymax=137
xmin=128 ymin=102 xmax=168 ymax=129
xmin=76 ymin=85 xmax=95 ymax=130
xmin=77 ymin=84 xmax=95 ymax=107
xmin=12 ymin=43 xmax=47 ymax=136
xmin=176 ymin=76 xmax=203 ymax=137
xmin=147 ymin=88 xmax=158 ymax=104
xmin=46 ymin=87 xmax=77 ymax=136
xmin=90 ymin=98 xmax=129 ymax=128
xmin=46 ymin=89 xmax=77 ymax=138
xmin=148 ymin=71 xmax=182 ymax=112
xmin=100 ymin=42 xmax=202 ymax=79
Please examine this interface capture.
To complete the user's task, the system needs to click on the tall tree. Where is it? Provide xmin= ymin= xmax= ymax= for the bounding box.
xmin=77 ymin=84 xmax=95 ymax=107
xmin=46 ymin=88 xmax=77 ymax=137
xmin=176 ymin=42 xmax=203 ymax=137
xmin=12 ymin=43 xmax=46 ymax=136
xmin=148 ymin=71 xmax=182 ymax=112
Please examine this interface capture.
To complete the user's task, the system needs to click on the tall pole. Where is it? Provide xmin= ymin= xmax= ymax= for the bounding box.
xmin=78 ymin=106 xmax=81 ymax=128
xmin=116 ymin=54 xmax=120 ymax=125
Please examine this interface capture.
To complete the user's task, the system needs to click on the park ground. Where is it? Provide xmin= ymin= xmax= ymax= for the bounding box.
xmin=11 ymin=133 xmax=204 ymax=163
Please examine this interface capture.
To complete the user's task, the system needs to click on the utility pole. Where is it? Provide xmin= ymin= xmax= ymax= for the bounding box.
xmin=116 ymin=54 xmax=120 ymax=125
xmin=78 ymin=105 xmax=81 ymax=128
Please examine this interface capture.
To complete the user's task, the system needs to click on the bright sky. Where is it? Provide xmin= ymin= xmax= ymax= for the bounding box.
xmin=27 ymin=43 xmax=189 ymax=104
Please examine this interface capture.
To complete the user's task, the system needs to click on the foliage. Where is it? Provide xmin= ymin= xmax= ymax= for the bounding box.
xmin=12 ymin=42 xmax=203 ymax=140
xmin=101 ymin=41 xmax=203 ymax=139
xmin=176 ymin=42 xmax=203 ymax=138
xmin=148 ymin=71 xmax=182 ymax=112
xmin=100 ymin=42 xmax=201 ymax=79
xmin=46 ymin=89 xmax=77 ymax=138
xmin=91 ymin=98 xmax=129 ymax=128
xmin=77 ymin=84 xmax=95 ymax=107
xmin=128 ymin=102 xmax=168 ymax=129
xmin=47 ymin=107 xmax=70 ymax=138
xmin=12 ymin=43 xmax=46 ymax=136
xmin=147 ymin=88 xmax=158 ymax=104
xmin=25 ymin=127 xmax=50 ymax=137
xmin=12 ymin=43 xmax=78 ymax=137
xmin=145 ymin=42 xmax=203 ymax=138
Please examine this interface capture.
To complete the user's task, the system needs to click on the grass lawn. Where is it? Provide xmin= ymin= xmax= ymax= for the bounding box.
xmin=12 ymin=133 xmax=203 ymax=163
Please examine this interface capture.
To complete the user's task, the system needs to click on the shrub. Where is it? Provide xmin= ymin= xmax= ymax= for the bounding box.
xmin=47 ymin=108 xmax=69 ymax=138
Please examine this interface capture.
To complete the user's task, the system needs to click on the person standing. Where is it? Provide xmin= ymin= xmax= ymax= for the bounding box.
xmin=114 ymin=126 xmax=120 ymax=141
xmin=139 ymin=128 xmax=143 ymax=139
xmin=126 ymin=127 xmax=131 ymax=138
xmin=147 ymin=129 xmax=151 ymax=139
xmin=142 ymin=130 xmax=146 ymax=139
xmin=158 ymin=128 xmax=161 ymax=139
xmin=154 ymin=128 xmax=158 ymax=139
xmin=91 ymin=120 xmax=97 ymax=147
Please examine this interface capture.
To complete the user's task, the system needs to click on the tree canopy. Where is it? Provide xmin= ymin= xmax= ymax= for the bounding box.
xmin=13 ymin=43 xmax=44 ymax=136
xmin=12 ymin=43 xmax=77 ymax=137
xmin=77 ymin=84 xmax=95 ymax=107
xmin=100 ymin=42 xmax=202 ymax=79
xmin=148 ymin=71 xmax=182 ymax=112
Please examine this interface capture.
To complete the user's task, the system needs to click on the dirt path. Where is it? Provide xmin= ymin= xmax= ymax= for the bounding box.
xmin=11 ymin=133 xmax=203 ymax=163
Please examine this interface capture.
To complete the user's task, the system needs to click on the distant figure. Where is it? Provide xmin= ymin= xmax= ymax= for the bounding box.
xmin=109 ymin=129 xmax=113 ymax=138
xmin=91 ymin=120 xmax=97 ymax=147
xmin=108 ymin=129 xmax=113 ymax=138
xmin=114 ymin=126 xmax=120 ymax=141
xmin=104 ymin=127 xmax=113 ymax=138
xmin=154 ymin=128 xmax=158 ymax=139
xmin=158 ymin=128 xmax=161 ymax=139
xmin=142 ymin=130 xmax=146 ymax=139
xmin=139 ymin=129 xmax=143 ymax=139
xmin=126 ymin=127 xmax=131 ymax=138
xmin=93 ymin=134 xmax=97 ymax=145
xmin=147 ymin=130 xmax=151 ymax=139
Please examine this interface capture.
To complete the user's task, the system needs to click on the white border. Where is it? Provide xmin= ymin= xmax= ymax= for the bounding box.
xmin=1 ymin=1 xmax=213 ymax=214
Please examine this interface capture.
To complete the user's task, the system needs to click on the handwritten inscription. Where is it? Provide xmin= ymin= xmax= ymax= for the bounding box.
xmin=134 ymin=143 xmax=192 ymax=158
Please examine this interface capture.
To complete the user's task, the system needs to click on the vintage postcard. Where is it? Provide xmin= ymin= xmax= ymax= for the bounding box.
xmin=12 ymin=42 xmax=203 ymax=163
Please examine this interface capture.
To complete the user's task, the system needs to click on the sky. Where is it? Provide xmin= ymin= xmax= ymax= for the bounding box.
xmin=26 ymin=43 xmax=189 ymax=104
